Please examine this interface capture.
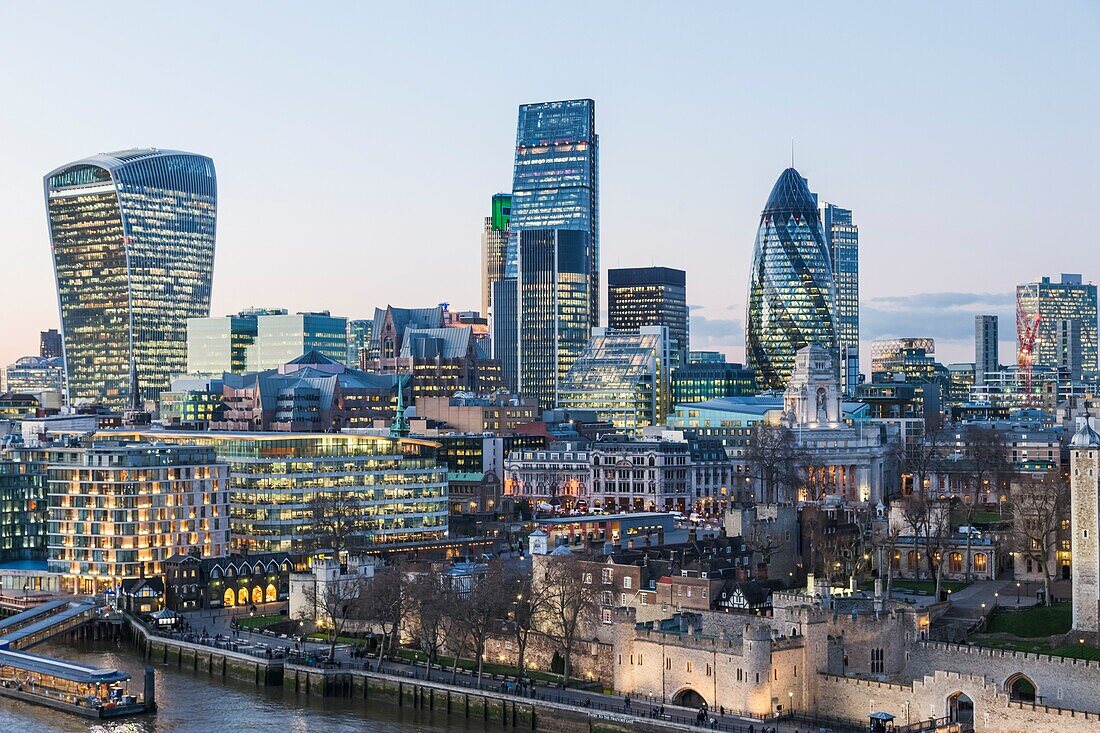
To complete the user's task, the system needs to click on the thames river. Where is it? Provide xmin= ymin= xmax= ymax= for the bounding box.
xmin=0 ymin=640 xmax=491 ymax=733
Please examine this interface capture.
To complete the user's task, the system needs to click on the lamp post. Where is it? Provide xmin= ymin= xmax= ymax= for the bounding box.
xmin=1016 ymin=581 xmax=1021 ymax=605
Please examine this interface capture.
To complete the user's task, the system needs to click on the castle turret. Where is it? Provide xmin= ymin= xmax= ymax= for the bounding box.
xmin=743 ymin=623 xmax=773 ymax=716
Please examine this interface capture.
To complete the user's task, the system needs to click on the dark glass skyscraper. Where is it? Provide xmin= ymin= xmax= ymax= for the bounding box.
xmin=509 ymin=99 xmax=599 ymax=326
xmin=746 ymin=168 xmax=838 ymax=390
xmin=608 ymin=267 xmax=689 ymax=368
xmin=820 ymin=202 xmax=859 ymax=395
xmin=45 ymin=149 xmax=217 ymax=409
xmin=517 ymin=230 xmax=590 ymax=409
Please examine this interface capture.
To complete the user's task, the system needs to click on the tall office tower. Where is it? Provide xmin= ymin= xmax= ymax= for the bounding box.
xmin=746 ymin=168 xmax=838 ymax=390
xmin=510 ymin=99 xmax=599 ymax=326
xmin=975 ymin=315 xmax=999 ymax=386
xmin=819 ymin=202 xmax=859 ymax=395
xmin=1017 ymin=274 xmax=1098 ymax=374
xmin=45 ymin=149 xmax=217 ymax=410
xmin=186 ymin=309 xmax=282 ymax=375
xmin=607 ymin=267 xmax=689 ymax=368
xmin=481 ymin=193 xmax=511 ymax=319
xmin=492 ymin=279 xmax=519 ymax=392
xmin=517 ymin=229 xmax=590 ymax=409
xmin=1057 ymin=318 xmax=1084 ymax=380
xmin=347 ymin=318 xmax=373 ymax=369
xmin=250 ymin=311 xmax=348 ymax=370
xmin=39 ymin=329 xmax=62 ymax=359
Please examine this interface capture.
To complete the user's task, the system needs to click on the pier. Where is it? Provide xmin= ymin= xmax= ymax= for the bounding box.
xmin=0 ymin=599 xmax=152 ymax=718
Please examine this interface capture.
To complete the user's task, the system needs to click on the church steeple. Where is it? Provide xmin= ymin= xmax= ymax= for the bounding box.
xmin=390 ymin=372 xmax=410 ymax=438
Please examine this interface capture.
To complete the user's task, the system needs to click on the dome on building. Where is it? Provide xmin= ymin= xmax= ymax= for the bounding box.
xmin=1071 ymin=416 xmax=1100 ymax=448
xmin=746 ymin=168 xmax=839 ymax=390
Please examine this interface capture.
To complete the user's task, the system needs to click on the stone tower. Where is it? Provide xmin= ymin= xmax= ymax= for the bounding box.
xmin=1070 ymin=413 xmax=1100 ymax=633
xmin=783 ymin=344 xmax=842 ymax=427
xmin=742 ymin=622 xmax=774 ymax=716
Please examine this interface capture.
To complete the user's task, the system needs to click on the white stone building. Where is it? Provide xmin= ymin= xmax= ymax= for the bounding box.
xmin=781 ymin=345 xmax=892 ymax=504
xmin=1070 ymin=414 xmax=1100 ymax=634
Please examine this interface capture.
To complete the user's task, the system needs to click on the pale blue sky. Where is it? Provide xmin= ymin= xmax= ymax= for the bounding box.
xmin=1 ymin=2 xmax=1097 ymax=369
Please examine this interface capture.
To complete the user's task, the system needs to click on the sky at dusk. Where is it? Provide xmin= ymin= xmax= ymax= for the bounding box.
xmin=1 ymin=2 xmax=1097 ymax=371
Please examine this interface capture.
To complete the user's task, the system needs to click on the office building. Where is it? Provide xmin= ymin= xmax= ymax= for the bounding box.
xmin=510 ymin=99 xmax=599 ymax=326
xmin=607 ymin=267 xmax=689 ymax=367
xmin=491 ymin=279 xmax=519 ymax=391
xmin=21 ymin=439 xmax=230 ymax=595
xmin=670 ymin=358 xmax=756 ymax=405
xmin=211 ymin=351 xmax=406 ymax=431
xmin=0 ymin=459 xmax=46 ymax=563
xmin=186 ymin=309 xmax=284 ymax=375
xmin=250 ymin=311 xmax=348 ymax=370
xmin=415 ymin=394 xmax=539 ymax=434
xmin=481 ymin=193 xmax=511 ymax=318
xmin=1057 ymin=318 xmax=1084 ymax=380
xmin=820 ymin=202 xmax=859 ymax=395
xmin=558 ymin=326 xmax=672 ymax=435
xmin=589 ymin=435 xmax=693 ymax=513
xmin=110 ymin=430 xmax=449 ymax=555
xmin=689 ymin=351 xmax=726 ymax=365
xmin=39 ymin=329 xmax=62 ymax=360
xmin=3 ymin=356 xmax=65 ymax=403
xmin=45 ymin=149 xmax=217 ymax=409
xmin=746 ymin=168 xmax=838 ymax=390
xmin=347 ymin=319 xmax=373 ymax=369
xmin=975 ymin=315 xmax=999 ymax=386
xmin=517 ymin=229 xmax=591 ymax=409
xmin=1017 ymin=274 xmax=1098 ymax=374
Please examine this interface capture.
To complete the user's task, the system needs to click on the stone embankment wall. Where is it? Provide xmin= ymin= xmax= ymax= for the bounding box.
xmin=127 ymin=617 xmax=282 ymax=686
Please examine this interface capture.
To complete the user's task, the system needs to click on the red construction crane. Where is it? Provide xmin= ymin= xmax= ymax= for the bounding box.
xmin=1017 ymin=302 xmax=1041 ymax=398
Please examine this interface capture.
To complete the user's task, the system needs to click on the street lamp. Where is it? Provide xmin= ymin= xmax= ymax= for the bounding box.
xmin=1016 ymin=581 xmax=1021 ymax=605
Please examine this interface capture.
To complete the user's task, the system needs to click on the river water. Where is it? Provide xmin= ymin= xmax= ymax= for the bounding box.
xmin=0 ymin=640 xmax=491 ymax=733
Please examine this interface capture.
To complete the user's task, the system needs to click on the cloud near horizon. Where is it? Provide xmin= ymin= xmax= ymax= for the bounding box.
xmin=861 ymin=291 xmax=1015 ymax=342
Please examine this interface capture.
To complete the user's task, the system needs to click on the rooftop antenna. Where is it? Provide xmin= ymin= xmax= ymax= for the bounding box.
xmin=791 ymin=138 xmax=795 ymax=168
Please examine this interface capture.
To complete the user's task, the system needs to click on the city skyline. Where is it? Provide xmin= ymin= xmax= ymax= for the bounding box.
xmin=1 ymin=3 xmax=1098 ymax=371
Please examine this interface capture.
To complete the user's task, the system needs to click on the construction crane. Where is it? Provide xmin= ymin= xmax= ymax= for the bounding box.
xmin=1017 ymin=302 xmax=1041 ymax=399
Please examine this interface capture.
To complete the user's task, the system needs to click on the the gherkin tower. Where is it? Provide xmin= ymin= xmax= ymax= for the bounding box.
xmin=746 ymin=168 xmax=838 ymax=390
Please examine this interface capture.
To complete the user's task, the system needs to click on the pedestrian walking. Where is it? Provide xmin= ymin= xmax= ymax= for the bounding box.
xmin=624 ymin=695 xmax=631 ymax=711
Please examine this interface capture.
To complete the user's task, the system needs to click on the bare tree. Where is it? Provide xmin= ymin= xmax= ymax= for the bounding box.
xmin=539 ymin=554 xmax=597 ymax=687
xmin=900 ymin=493 xmax=951 ymax=595
xmin=361 ymin=564 xmax=403 ymax=669
xmin=960 ymin=425 xmax=1014 ymax=582
xmin=745 ymin=521 xmax=782 ymax=579
xmin=308 ymin=492 xmax=364 ymax=553
xmin=900 ymin=415 xmax=946 ymax=498
xmin=745 ymin=423 xmax=798 ymax=503
xmin=877 ymin=522 xmax=903 ymax=598
xmin=453 ymin=561 xmax=513 ymax=686
xmin=506 ymin=562 xmax=553 ymax=680
xmin=1012 ymin=472 xmax=1070 ymax=607
xmin=296 ymin=573 xmax=365 ymax=662
xmin=408 ymin=571 xmax=451 ymax=668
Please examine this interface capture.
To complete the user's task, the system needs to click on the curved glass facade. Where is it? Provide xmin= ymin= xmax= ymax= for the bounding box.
xmin=746 ymin=168 xmax=838 ymax=390
xmin=45 ymin=149 xmax=217 ymax=409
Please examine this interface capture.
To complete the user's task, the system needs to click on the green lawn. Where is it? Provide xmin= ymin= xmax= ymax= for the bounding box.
xmin=865 ymin=579 xmax=966 ymax=595
xmin=950 ymin=509 xmax=1011 ymax=525
xmin=306 ymin=632 xmax=369 ymax=646
xmin=985 ymin=603 xmax=1071 ymax=637
xmin=235 ymin=614 xmax=285 ymax=630
xmin=971 ymin=637 xmax=1100 ymax=662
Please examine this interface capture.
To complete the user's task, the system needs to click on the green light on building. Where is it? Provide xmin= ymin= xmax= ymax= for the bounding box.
xmin=491 ymin=193 xmax=512 ymax=232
